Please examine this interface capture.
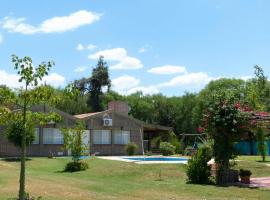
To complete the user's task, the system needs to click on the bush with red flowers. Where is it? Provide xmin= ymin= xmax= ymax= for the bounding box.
xmin=201 ymin=91 xmax=253 ymax=183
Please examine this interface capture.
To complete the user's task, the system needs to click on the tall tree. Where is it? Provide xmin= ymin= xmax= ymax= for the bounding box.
xmin=75 ymin=56 xmax=111 ymax=112
xmin=246 ymin=65 xmax=270 ymax=111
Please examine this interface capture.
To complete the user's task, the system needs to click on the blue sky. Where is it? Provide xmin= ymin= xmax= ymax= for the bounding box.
xmin=0 ymin=0 xmax=270 ymax=96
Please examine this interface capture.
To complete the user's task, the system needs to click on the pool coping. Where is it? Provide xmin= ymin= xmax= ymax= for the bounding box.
xmin=97 ymin=156 xmax=189 ymax=164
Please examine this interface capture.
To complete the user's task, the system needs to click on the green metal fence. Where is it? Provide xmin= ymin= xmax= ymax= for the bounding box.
xmin=234 ymin=140 xmax=270 ymax=155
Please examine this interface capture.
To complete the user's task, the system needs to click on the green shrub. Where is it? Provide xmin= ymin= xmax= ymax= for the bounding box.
xmin=160 ymin=142 xmax=176 ymax=156
xmin=126 ymin=142 xmax=137 ymax=156
xmin=5 ymin=120 xmax=35 ymax=147
xmin=186 ymin=145 xmax=213 ymax=184
xmin=64 ymin=161 xmax=89 ymax=172
xmin=151 ymin=132 xmax=181 ymax=154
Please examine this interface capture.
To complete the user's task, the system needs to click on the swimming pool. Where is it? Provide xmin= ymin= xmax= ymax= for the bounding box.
xmin=124 ymin=157 xmax=189 ymax=162
xmin=98 ymin=156 xmax=189 ymax=164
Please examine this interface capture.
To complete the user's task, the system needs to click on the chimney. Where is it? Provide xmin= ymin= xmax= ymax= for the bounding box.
xmin=108 ymin=101 xmax=129 ymax=115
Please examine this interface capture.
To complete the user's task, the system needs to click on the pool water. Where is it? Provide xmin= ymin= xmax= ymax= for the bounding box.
xmin=124 ymin=157 xmax=189 ymax=162
xmin=79 ymin=156 xmax=91 ymax=159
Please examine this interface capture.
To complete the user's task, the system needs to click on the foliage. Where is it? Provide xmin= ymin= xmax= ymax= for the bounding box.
xmin=256 ymin=127 xmax=267 ymax=162
xmin=145 ymin=151 xmax=152 ymax=156
xmin=167 ymin=132 xmax=181 ymax=154
xmin=64 ymin=161 xmax=89 ymax=172
xmin=0 ymin=85 xmax=16 ymax=108
xmin=55 ymin=84 xmax=90 ymax=115
xmin=239 ymin=169 xmax=252 ymax=177
xmin=194 ymin=78 xmax=246 ymax=128
xmin=186 ymin=145 xmax=213 ymax=184
xmin=75 ymin=56 xmax=111 ymax=112
xmin=159 ymin=142 xmax=176 ymax=156
xmin=3 ymin=111 xmax=61 ymax=147
xmin=202 ymin=91 xmax=252 ymax=171
xmin=151 ymin=131 xmax=180 ymax=153
xmin=5 ymin=120 xmax=35 ymax=147
xmin=125 ymin=142 xmax=138 ymax=156
xmin=61 ymin=122 xmax=88 ymax=162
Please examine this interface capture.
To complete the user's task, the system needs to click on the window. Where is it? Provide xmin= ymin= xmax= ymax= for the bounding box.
xmin=43 ymin=128 xmax=63 ymax=144
xmin=93 ymin=130 xmax=111 ymax=144
xmin=32 ymin=128 xmax=40 ymax=144
xmin=113 ymin=130 xmax=130 ymax=144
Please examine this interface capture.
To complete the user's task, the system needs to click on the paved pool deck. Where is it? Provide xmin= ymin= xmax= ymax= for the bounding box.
xmin=98 ymin=156 xmax=189 ymax=164
xmin=249 ymin=177 xmax=270 ymax=188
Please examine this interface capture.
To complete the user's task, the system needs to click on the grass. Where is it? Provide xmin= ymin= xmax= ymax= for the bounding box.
xmin=0 ymin=156 xmax=269 ymax=200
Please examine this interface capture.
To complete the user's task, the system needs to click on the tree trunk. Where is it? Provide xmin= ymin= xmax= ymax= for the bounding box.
xmin=19 ymin=86 xmax=27 ymax=200
xmin=19 ymin=143 xmax=26 ymax=200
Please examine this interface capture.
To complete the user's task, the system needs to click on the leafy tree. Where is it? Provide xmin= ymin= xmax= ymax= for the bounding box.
xmin=75 ymin=56 xmax=111 ymax=112
xmin=125 ymin=92 xmax=155 ymax=123
xmin=55 ymin=84 xmax=90 ymax=115
xmin=246 ymin=65 xmax=270 ymax=111
xmin=0 ymin=55 xmax=60 ymax=200
xmin=194 ymin=78 xmax=246 ymax=128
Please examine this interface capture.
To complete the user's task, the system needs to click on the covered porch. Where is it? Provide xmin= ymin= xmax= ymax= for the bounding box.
xmin=142 ymin=123 xmax=172 ymax=153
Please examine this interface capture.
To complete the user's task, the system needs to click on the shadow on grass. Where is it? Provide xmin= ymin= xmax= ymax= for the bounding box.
xmin=215 ymin=183 xmax=260 ymax=190
xmin=256 ymin=160 xmax=270 ymax=163
xmin=186 ymin=180 xmax=260 ymax=190
xmin=54 ymin=170 xmax=65 ymax=173
xmin=2 ymin=157 xmax=32 ymax=162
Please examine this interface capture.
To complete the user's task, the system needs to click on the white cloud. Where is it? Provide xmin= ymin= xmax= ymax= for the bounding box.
xmin=0 ymin=70 xmax=65 ymax=88
xmin=43 ymin=73 xmax=65 ymax=87
xmin=158 ymin=72 xmax=213 ymax=88
xmin=110 ymin=57 xmax=143 ymax=70
xmin=87 ymin=44 xmax=97 ymax=50
xmin=240 ymin=76 xmax=252 ymax=81
xmin=76 ymin=43 xmax=84 ymax=51
xmin=74 ymin=66 xmax=87 ymax=73
xmin=0 ymin=70 xmax=22 ymax=88
xmin=148 ymin=65 xmax=187 ymax=75
xmin=76 ymin=43 xmax=97 ymax=51
xmin=138 ymin=44 xmax=152 ymax=53
xmin=111 ymin=75 xmax=140 ymax=92
xmin=2 ymin=10 xmax=101 ymax=34
xmin=89 ymin=48 xmax=127 ymax=61
xmin=111 ymin=75 xmax=158 ymax=95
xmin=0 ymin=33 xmax=3 ymax=43
xmin=89 ymin=48 xmax=143 ymax=70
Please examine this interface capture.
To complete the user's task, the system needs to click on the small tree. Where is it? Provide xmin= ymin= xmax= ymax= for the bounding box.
xmin=0 ymin=55 xmax=60 ymax=200
xmin=256 ymin=127 xmax=267 ymax=162
xmin=61 ymin=122 xmax=89 ymax=172
xmin=61 ymin=122 xmax=88 ymax=162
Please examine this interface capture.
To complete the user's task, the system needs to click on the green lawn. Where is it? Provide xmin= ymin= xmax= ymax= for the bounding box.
xmin=0 ymin=156 xmax=270 ymax=200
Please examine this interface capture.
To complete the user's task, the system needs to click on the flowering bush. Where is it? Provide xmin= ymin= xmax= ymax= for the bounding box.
xmin=202 ymin=92 xmax=253 ymax=172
